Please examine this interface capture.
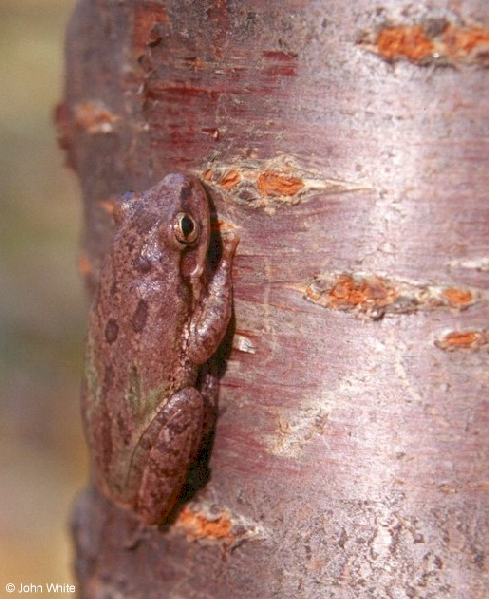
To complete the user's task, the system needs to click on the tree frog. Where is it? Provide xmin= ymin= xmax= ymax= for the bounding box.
xmin=81 ymin=173 xmax=239 ymax=525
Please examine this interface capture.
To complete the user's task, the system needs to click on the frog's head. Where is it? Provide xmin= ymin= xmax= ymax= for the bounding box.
xmin=112 ymin=173 xmax=211 ymax=300
xmin=156 ymin=173 xmax=211 ymax=290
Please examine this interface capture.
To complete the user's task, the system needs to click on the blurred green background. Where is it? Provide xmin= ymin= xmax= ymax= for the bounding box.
xmin=0 ymin=0 xmax=87 ymax=587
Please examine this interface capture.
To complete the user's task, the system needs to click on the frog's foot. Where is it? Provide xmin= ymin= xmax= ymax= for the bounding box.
xmin=133 ymin=387 xmax=204 ymax=525
xmin=221 ymin=227 xmax=240 ymax=257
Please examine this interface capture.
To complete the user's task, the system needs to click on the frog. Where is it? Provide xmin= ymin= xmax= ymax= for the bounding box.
xmin=81 ymin=172 xmax=239 ymax=525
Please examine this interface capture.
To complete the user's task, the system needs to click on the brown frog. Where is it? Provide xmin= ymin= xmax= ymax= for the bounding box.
xmin=81 ymin=173 xmax=238 ymax=525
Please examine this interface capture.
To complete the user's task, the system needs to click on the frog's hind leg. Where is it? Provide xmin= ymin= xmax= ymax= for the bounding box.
xmin=133 ymin=387 xmax=204 ymax=525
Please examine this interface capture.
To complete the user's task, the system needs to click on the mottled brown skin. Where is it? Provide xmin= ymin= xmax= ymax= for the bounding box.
xmin=81 ymin=173 xmax=238 ymax=525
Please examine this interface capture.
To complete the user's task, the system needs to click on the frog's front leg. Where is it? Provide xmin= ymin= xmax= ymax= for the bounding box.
xmin=188 ymin=232 xmax=239 ymax=364
xmin=131 ymin=387 xmax=204 ymax=525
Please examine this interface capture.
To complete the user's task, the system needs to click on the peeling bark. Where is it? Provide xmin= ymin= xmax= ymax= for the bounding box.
xmin=61 ymin=0 xmax=489 ymax=597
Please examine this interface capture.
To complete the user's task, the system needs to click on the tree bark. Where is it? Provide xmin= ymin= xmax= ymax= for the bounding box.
xmin=60 ymin=1 xmax=489 ymax=597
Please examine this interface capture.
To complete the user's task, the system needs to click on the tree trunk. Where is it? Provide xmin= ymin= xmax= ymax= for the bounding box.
xmin=59 ymin=0 xmax=489 ymax=597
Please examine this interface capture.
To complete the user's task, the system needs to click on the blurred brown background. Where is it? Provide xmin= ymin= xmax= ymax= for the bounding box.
xmin=0 ymin=0 xmax=87 ymax=588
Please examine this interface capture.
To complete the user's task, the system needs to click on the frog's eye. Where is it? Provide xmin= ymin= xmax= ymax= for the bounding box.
xmin=172 ymin=212 xmax=199 ymax=245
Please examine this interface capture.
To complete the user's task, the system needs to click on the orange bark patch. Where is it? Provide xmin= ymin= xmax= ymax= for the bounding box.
xmin=77 ymin=252 xmax=93 ymax=277
xmin=373 ymin=21 xmax=489 ymax=63
xmin=376 ymin=26 xmax=434 ymax=60
xmin=328 ymin=275 xmax=396 ymax=308
xmin=435 ymin=331 xmax=489 ymax=351
xmin=199 ymin=157 xmax=327 ymax=209
xmin=442 ymin=288 xmax=473 ymax=307
xmin=74 ymin=102 xmax=118 ymax=134
xmin=175 ymin=507 xmax=234 ymax=542
xmin=303 ymin=274 xmax=478 ymax=319
xmin=444 ymin=332 xmax=480 ymax=347
xmin=305 ymin=286 xmax=321 ymax=302
xmin=443 ymin=25 xmax=489 ymax=59
xmin=256 ymin=171 xmax=304 ymax=197
xmin=98 ymin=199 xmax=115 ymax=215
xmin=219 ymin=168 xmax=242 ymax=189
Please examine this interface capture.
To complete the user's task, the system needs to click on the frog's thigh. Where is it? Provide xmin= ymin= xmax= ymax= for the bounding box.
xmin=134 ymin=387 xmax=204 ymax=525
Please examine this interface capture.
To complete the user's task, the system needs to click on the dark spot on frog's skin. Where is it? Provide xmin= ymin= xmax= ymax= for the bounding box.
xmin=180 ymin=184 xmax=191 ymax=201
xmin=105 ymin=319 xmax=119 ymax=343
xmin=132 ymin=299 xmax=149 ymax=333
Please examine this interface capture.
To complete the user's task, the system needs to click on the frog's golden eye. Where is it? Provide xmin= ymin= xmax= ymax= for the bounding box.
xmin=172 ymin=212 xmax=199 ymax=245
